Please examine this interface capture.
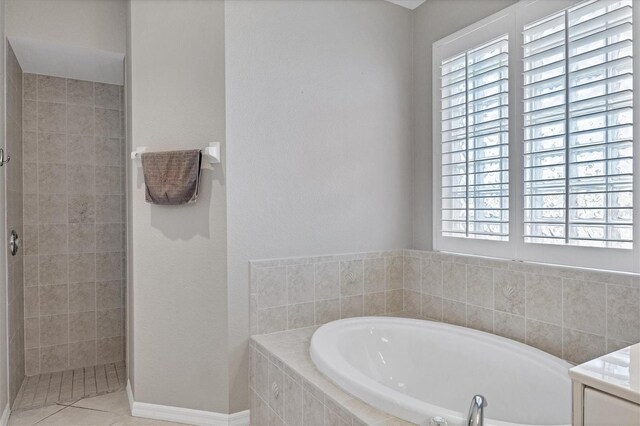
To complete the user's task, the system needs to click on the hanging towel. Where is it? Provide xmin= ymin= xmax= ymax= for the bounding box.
xmin=141 ymin=149 xmax=202 ymax=205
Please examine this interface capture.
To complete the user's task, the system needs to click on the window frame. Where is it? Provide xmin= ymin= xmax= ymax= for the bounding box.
xmin=432 ymin=0 xmax=640 ymax=273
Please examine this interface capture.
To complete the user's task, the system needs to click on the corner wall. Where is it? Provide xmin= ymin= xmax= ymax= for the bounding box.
xmin=411 ymin=0 xmax=518 ymax=250
xmin=225 ymin=0 xmax=414 ymax=412
xmin=128 ymin=0 xmax=229 ymax=413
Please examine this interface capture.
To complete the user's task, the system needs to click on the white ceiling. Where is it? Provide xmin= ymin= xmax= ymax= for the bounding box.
xmin=384 ymin=0 xmax=427 ymax=10
xmin=8 ymin=37 xmax=125 ymax=85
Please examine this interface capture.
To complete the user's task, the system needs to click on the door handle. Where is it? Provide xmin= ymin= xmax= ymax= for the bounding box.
xmin=0 ymin=148 xmax=10 ymax=166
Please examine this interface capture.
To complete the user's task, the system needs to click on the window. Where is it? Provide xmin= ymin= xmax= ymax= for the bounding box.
xmin=440 ymin=36 xmax=510 ymax=242
xmin=433 ymin=0 xmax=639 ymax=272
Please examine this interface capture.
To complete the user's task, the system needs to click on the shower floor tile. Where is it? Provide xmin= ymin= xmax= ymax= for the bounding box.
xmin=12 ymin=361 xmax=126 ymax=412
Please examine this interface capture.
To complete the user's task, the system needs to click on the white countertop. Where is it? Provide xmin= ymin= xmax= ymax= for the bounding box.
xmin=569 ymin=343 xmax=640 ymax=405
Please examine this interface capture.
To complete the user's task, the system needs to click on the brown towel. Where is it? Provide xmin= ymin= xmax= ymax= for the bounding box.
xmin=141 ymin=149 xmax=202 ymax=205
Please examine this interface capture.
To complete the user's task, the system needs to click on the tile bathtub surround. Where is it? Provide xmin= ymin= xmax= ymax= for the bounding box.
xmin=250 ymin=329 xmax=413 ymax=426
xmin=249 ymin=251 xmax=405 ymax=335
xmin=7 ymin=43 xmax=25 ymax=405
xmin=251 ymin=248 xmax=640 ymax=367
xmin=22 ymin=73 xmax=126 ymax=375
xmin=403 ymin=249 xmax=640 ymax=365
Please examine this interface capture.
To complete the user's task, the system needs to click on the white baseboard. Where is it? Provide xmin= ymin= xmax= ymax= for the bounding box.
xmin=0 ymin=403 xmax=10 ymax=426
xmin=126 ymin=380 xmax=249 ymax=426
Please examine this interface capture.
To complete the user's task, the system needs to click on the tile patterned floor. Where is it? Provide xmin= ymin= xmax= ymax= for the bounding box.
xmin=8 ymin=388 xmax=186 ymax=425
xmin=13 ymin=363 xmax=127 ymax=411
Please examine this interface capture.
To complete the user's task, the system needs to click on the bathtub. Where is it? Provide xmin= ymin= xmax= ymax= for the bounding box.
xmin=310 ymin=317 xmax=571 ymax=426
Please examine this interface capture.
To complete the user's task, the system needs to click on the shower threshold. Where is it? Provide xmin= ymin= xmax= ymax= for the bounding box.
xmin=12 ymin=361 xmax=126 ymax=411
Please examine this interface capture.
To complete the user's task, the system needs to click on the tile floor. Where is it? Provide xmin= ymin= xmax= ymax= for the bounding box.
xmin=14 ymin=363 xmax=127 ymax=411
xmin=8 ymin=389 xmax=187 ymax=425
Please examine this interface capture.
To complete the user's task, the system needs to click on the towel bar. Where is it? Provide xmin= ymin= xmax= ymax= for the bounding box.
xmin=130 ymin=142 xmax=221 ymax=166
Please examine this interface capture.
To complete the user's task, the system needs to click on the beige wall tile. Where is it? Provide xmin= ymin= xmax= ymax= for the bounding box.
xmin=443 ymin=262 xmax=466 ymax=302
xmin=385 ymin=289 xmax=403 ymax=313
xmin=38 ymin=224 xmax=67 ymax=254
xmin=38 ymin=163 xmax=66 ymax=194
xmin=607 ymin=285 xmax=640 ymax=343
xmin=287 ymin=303 xmax=314 ymax=329
xmin=363 ymin=258 xmax=385 ymax=294
xmin=494 ymin=269 xmax=525 ymax=316
xmin=68 ymin=253 xmax=96 ymax=283
xmin=38 ymin=102 xmax=66 ymax=133
xmin=67 ymin=79 xmax=94 ymax=106
xmin=340 ymin=260 xmax=363 ymax=297
xmin=25 ymin=317 xmax=40 ymax=349
xmin=526 ymin=274 xmax=562 ymax=325
xmin=39 ymin=194 xmax=68 ymax=224
xmin=67 ymin=105 xmax=95 ymax=135
xmin=315 ymin=299 xmax=340 ymax=325
xmin=38 ymin=133 xmax=66 ymax=164
xmin=25 ymin=287 xmax=40 ymax=318
xmin=315 ymin=262 xmax=339 ymax=300
xmin=69 ymin=340 xmax=97 ymax=368
xmin=95 ymin=108 xmax=120 ymax=137
xmin=442 ymin=299 xmax=466 ymax=326
xmin=95 ymin=137 xmax=121 ymax=166
xmin=40 ymin=314 xmax=69 ymax=346
xmin=302 ymin=388 xmax=324 ymax=425
xmin=467 ymin=305 xmax=493 ymax=333
xmin=68 ymin=194 xmax=96 ymax=223
xmin=95 ymin=252 xmax=120 ymax=281
xmin=39 ymin=285 xmax=69 ymax=316
xmin=364 ymin=292 xmax=386 ymax=315
xmin=24 ymin=256 xmax=39 ymax=287
xmin=95 ymin=166 xmax=121 ymax=195
xmin=68 ymin=223 xmax=96 ymax=253
xmin=96 ymin=223 xmax=122 ymax=252
xmin=258 ymin=307 xmax=287 ymax=334
xmin=69 ymin=282 xmax=96 ymax=313
xmin=95 ymin=83 xmax=121 ymax=109
xmin=422 ymin=294 xmax=443 ymax=321
xmin=23 ymin=74 xmax=37 ymax=100
xmin=341 ymin=295 xmax=364 ymax=318
xmin=385 ymin=256 xmax=403 ymax=290
xmin=404 ymin=290 xmax=421 ymax=317
xmin=563 ymin=328 xmax=606 ymax=364
xmin=421 ymin=259 xmax=443 ymax=296
xmin=526 ymin=319 xmax=562 ymax=358
xmin=23 ymin=163 xmax=38 ymax=194
xmin=563 ymin=279 xmax=606 ymax=335
xmin=466 ymin=266 xmax=493 ymax=309
xmin=25 ymin=348 xmax=40 ymax=376
xmin=494 ymin=311 xmax=525 ymax=343
xmin=96 ymin=195 xmax=121 ymax=224
xmin=67 ymin=165 xmax=95 ymax=194
xmin=39 ymin=255 xmax=68 ymax=285
xmin=70 ymin=311 xmax=97 ymax=342
xmin=23 ymin=131 xmax=38 ymax=162
xmin=403 ymin=256 xmax=421 ymax=292
xmin=287 ymin=264 xmax=314 ymax=304
xmin=283 ymin=372 xmax=303 ymax=426
xmin=96 ymin=336 xmax=124 ymax=364
xmin=22 ymin=224 xmax=39 ymax=255
xmin=67 ymin=134 xmax=96 ymax=165
xmin=23 ymin=100 xmax=37 ymax=131
xmin=37 ymin=75 xmax=66 ymax=103
xmin=24 ymin=194 xmax=39 ymax=225
xmin=96 ymin=281 xmax=121 ymax=310
xmin=257 ymin=267 xmax=287 ymax=309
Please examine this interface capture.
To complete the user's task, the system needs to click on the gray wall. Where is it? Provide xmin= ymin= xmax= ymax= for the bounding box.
xmin=411 ymin=0 xmax=518 ymax=250
xmin=6 ymin=41 xmax=24 ymax=406
xmin=225 ymin=0 xmax=414 ymax=412
xmin=22 ymin=73 xmax=126 ymax=375
xmin=128 ymin=0 xmax=229 ymax=413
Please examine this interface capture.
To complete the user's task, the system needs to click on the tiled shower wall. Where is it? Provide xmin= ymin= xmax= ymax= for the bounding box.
xmin=7 ymin=44 xmax=25 ymax=404
xmin=22 ymin=73 xmax=126 ymax=375
xmin=250 ymin=249 xmax=640 ymax=365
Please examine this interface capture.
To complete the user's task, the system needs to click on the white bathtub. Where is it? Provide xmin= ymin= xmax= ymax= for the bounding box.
xmin=310 ymin=317 xmax=571 ymax=426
